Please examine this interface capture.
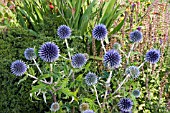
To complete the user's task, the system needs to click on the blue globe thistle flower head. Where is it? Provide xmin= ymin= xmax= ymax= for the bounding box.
xmin=145 ymin=49 xmax=160 ymax=64
xmin=120 ymin=110 xmax=132 ymax=113
xmin=92 ymin=24 xmax=107 ymax=40
xmin=11 ymin=60 xmax=27 ymax=76
xmin=85 ymin=72 xmax=98 ymax=86
xmin=57 ymin=25 xmax=71 ymax=39
xmin=132 ymin=90 xmax=140 ymax=98
xmin=24 ymin=48 xmax=36 ymax=60
xmin=83 ymin=110 xmax=95 ymax=113
xmin=129 ymin=30 xmax=142 ymax=42
xmin=71 ymin=53 xmax=87 ymax=68
xmin=118 ymin=98 xmax=133 ymax=112
xmin=125 ymin=66 xmax=140 ymax=79
xmin=39 ymin=42 xmax=60 ymax=62
xmin=103 ymin=49 xmax=121 ymax=68
xmin=50 ymin=102 xmax=60 ymax=112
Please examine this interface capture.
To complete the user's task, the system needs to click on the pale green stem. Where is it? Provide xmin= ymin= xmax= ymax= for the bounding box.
xmin=89 ymin=56 xmax=103 ymax=60
xmin=138 ymin=61 xmax=146 ymax=69
xmin=27 ymin=73 xmax=51 ymax=85
xmin=33 ymin=59 xmax=47 ymax=82
xmin=93 ymin=85 xmax=102 ymax=108
xmin=101 ymin=40 xmax=106 ymax=54
xmin=33 ymin=58 xmax=42 ymax=75
xmin=59 ymin=55 xmax=69 ymax=60
xmin=119 ymin=49 xmax=128 ymax=58
xmin=126 ymin=43 xmax=135 ymax=64
xmin=112 ymin=74 xmax=130 ymax=95
xmin=106 ymin=70 xmax=113 ymax=84
xmin=103 ymin=70 xmax=113 ymax=107
xmin=65 ymin=39 xmax=71 ymax=61
xmin=50 ymin=63 xmax=53 ymax=84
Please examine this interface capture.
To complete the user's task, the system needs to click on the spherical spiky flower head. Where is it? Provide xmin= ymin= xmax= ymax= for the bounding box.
xmin=24 ymin=48 xmax=36 ymax=60
xmin=129 ymin=30 xmax=142 ymax=42
xmin=79 ymin=103 xmax=89 ymax=112
xmin=113 ymin=42 xmax=121 ymax=50
xmin=83 ymin=110 xmax=95 ymax=113
xmin=50 ymin=102 xmax=60 ymax=112
xmin=57 ymin=25 xmax=71 ymax=39
xmin=118 ymin=98 xmax=133 ymax=112
xmin=71 ymin=53 xmax=87 ymax=68
xmin=132 ymin=90 xmax=140 ymax=98
xmin=120 ymin=110 xmax=132 ymax=113
xmin=145 ymin=49 xmax=160 ymax=64
xmin=125 ymin=66 xmax=140 ymax=79
xmin=11 ymin=60 xmax=27 ymax=76
xmin=103 ymin=49 xmax=121 ymax=68
xmin=92 ymin=24 xmax=107 ymax=40
xmin=85 ymin=72 xmax=98 ymax=86
xmin=39 ymin=42 xmax=60 ymax=62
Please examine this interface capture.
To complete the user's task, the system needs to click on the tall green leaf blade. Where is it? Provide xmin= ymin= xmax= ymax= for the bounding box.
xmin=34 ymin=6 xmax=43 ymax=22
xmin=17 ymin=12 xmax=27 ymax=28
xmin=110 ymin=18 xmax=125 ymax=35
xmin=106 ymin=8 xmax=125 ymax=29
xmin=105 ymin=4 xmax=120 ymax=26
xmin=80 ymin=0 xmax=96 ymax=35
xmin=72 ymin=0 xmax=82 ymax=29
xmin=100 ymin=0 xmax=116 ymax=23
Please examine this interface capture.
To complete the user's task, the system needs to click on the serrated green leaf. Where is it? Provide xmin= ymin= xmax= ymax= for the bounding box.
xmin=28 ymin=67 xmax=35 ymax=76
xmin=30 ymin=84 xmax=46 ymax=93
xmin=38 ymin=74 xmax=51 ymax=80
xmin=84 ymin=62 xmax=91 ymax=73
xmin=76 ymin=74 xmax=83 ymax=81
xmin=61 ymin=78 xmax=69 ymax=88
xmin=61 ymin=88 xmax=75 ymax=97
xmin=30 ymin=93 xmax=41 ymax=102
xmin=18 ymin=75 xmax=28 ymax=85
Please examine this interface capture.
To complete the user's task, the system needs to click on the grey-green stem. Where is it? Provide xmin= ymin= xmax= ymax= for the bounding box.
xmin=138 ymin=61 xmax=146 ymax=68
xmin=112 ymin=74 xmax=130 ymax=95
xmin=33 ymin=58 xmax=43 ymax=75
xmin=50 ymin=63 xmax=53 ymax=84
xmin=119 ymin=49 xmax=128 ymax=58
xmin=65 ymin=39 xmax=71 ymax=61
xmin=101 ymin=40 xmax=106 ymax=54
xmin=126 ymin=43 xmax=135 ymax=64
xmin=103 ymin=70 xmax=113 ymax=108
xmin=27 ymin=73 xmax=51 ymax=85
xmin=93 ymin=85 xmax=101 ymax=108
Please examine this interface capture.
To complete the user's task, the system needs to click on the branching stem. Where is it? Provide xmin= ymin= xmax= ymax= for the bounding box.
xmin=138 ymin=61 xmax=146 ymax=69
xmin=112 ymin=74 xmax=130 ymax=95
xmin=65 ymin=39 xmax=71 ymax=61
xmin=126 ymin=43 xmax=135 ymax=64
xmin=93 ymin=85 xmax=101 ymax=108
xmin=103 ymin=70 xmax=113 ymax=108
xmin=33 ymin=59 xmax=43 ymax=75
xmin=101 ymin=40 xmax=106 ymax=54
xmin=27 ymin=74 xmax=51 ymax=85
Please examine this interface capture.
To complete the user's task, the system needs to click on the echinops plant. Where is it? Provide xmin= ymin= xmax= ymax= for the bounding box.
xmin=10 ymin=22 xmax=162 ymax=112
